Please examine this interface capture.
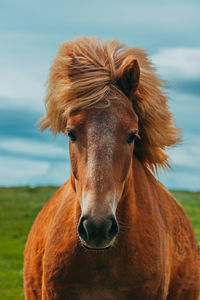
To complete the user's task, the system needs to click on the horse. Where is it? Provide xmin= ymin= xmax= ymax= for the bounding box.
xmin=24 ymin=37 xmax=200 ymax=299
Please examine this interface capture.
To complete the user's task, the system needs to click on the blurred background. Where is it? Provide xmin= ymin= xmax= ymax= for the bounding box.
xmin=0 ymin=0 xmax=200 ymax=190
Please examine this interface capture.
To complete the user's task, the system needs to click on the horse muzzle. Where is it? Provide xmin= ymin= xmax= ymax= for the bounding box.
xmin=78 ymin=214 xmax=119 ymax=250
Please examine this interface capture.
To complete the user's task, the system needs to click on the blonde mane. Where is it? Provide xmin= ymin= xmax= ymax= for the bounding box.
xmin=39 ymin=36 xmax=180 ymax=171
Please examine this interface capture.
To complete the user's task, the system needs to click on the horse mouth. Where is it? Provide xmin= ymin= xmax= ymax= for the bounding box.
xmin=83 ymin=244 xmax=111 ymax=251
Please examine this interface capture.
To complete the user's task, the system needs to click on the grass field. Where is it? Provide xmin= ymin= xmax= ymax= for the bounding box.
xmin=0 ymin=187 xmax=199 ymax=299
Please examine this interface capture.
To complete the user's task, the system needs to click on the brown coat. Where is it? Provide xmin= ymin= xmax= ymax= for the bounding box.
xmin=24 ymin=156 xmax=199 ymax=299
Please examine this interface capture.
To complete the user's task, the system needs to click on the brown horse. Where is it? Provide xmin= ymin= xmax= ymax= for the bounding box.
xmin=24 ymin=37 xmax=200 ymax=299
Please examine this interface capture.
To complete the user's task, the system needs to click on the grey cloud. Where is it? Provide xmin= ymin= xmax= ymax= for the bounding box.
xmin=0 ymin=105 xmax=42 ymax=139
xmin=172 ymin=80 xmax=200 ymax=96
xmin=0 ymin=104 xmax=69 ymax=149
xmin=1 ymin=1 xmax=200 ymax=50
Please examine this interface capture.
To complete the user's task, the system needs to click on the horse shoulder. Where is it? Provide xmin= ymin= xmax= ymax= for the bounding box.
xmin=24 ymin=180 xmax=75 ymax=298
xmin=155 ymin=180 xmax=198 ymax=253
xmin=133 ymin=163 xmax=199 ymax=296
xmin=152 ymin=179 xmax=200 ymax=294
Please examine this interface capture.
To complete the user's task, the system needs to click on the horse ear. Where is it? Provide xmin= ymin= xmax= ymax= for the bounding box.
xmin=118 ymin=57 xmax=140 ymax=98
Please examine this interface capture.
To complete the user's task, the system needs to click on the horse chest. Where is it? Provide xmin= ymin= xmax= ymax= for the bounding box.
xmin=72 ymin=286 xmax=132 ymax=300
xmin=63 ymin=283 xmax=162 ymax=300
xmin=47 ymin=252 xmax=165 ymax=300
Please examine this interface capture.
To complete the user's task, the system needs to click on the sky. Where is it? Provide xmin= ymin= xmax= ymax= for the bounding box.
xmin=0 ymin=0 xmax=200 ymax=190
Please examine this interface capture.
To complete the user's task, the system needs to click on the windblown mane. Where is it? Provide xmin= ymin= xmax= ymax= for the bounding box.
xmin=39 ymin=36 xmax=180 ymax=171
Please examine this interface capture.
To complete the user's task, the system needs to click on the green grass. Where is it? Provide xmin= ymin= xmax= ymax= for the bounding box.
xmin=0 ymin=187 xmax=199 ymax=299
xmin=0 ymin=186 xmax=57 ymax=300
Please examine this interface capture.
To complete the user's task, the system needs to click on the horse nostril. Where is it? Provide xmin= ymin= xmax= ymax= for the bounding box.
xmin=78 ymin=215 xmax=118 ymax=246
xmin=108 ymin=217 xmax=119 ymax=240
xmin=78 ymin=217 xmax=88 ymax=242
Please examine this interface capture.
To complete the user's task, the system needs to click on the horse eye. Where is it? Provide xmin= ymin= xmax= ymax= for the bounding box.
xmin=127 ymin=132 xmax=137 ymax=145
xmin=67 ymin=129 xmax=77 ymax=142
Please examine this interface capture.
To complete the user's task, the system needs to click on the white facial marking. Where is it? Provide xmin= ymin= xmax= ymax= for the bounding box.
xmin=87 ymin=113 xmax=117 ymax=182
xmin=78 ymin=107 xmax=131 ymax=218
xmin=80 ymin=190 xmax=118 ymax=218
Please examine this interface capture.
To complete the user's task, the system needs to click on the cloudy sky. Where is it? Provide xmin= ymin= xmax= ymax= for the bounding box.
xmin=0 ymin=0 xmax=200 ymax=190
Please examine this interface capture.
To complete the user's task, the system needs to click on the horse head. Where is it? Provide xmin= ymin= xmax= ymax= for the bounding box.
xmin=67 ymin=59 xmax=140 ymax=250
xmin=39 ymin=37 xmax=179 ymax=249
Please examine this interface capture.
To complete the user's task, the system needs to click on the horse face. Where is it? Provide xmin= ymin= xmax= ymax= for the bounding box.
xmin=67 ymin=93 xmax=138 ymax=250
